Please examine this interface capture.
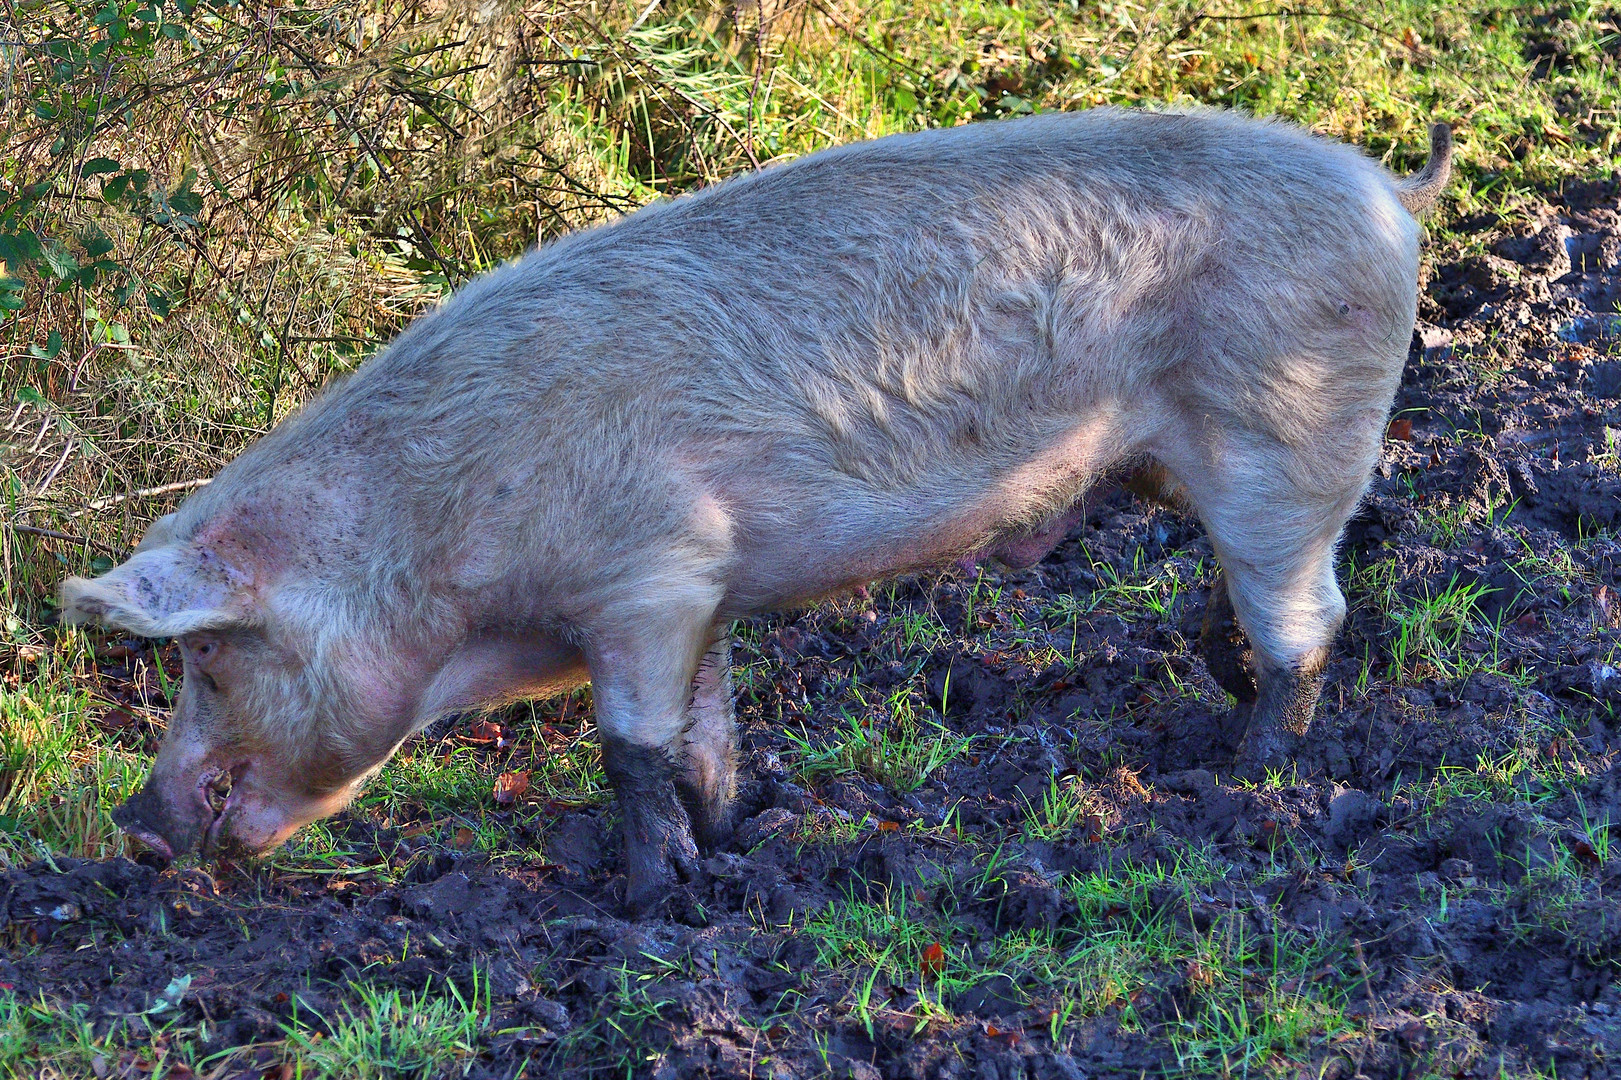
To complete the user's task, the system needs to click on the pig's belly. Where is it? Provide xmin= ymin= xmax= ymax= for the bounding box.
xmin=715 ymin=417 xmax=1129 ymax=615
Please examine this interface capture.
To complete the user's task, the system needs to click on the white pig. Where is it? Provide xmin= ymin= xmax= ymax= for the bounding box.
xmin=61 ymin=107 xmax=1450 ymax=913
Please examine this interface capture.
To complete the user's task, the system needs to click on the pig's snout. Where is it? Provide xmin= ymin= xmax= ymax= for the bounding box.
xmin=112 ymin=765 xmax=237 ymax=864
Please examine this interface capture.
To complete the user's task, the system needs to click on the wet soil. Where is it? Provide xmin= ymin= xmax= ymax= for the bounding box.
xmin=7 ymin=181 xmax=1621 ymax=1079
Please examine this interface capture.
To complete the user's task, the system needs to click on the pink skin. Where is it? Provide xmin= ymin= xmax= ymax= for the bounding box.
xmin=116 ymin=760 xmax=331 ymax=861
xmin=955 ymin=503 xmax=1090 ymax=576
xmin=111 ymin=631 xmax=361 ymax=863
xmin=115 ymin=627 xmax=588 ymax=864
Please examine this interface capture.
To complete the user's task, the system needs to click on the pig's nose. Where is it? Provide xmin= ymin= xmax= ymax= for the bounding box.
xmin=111 ymin=787 xmax=183 ymax=863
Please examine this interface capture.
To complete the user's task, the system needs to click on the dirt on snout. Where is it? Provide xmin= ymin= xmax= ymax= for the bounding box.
xmin=6 ymin=181 xmax=1621 ymax=1080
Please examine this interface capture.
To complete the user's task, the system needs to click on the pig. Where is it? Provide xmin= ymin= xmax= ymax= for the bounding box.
xmin=61 ymin=107 xmax=1452 ymax=914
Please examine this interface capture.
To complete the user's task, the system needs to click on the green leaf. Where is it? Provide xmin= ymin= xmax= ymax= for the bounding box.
xmin=146 ymin=974 xmax=191 ymax=1015
xmin=28 ymin=330 xmax=63 ymax=360
xmin=40 ymin=242 xmax=80 ymax=280
xmin=80 ymin=229 xmax=115 ymax=258
xmin=81 ymin=157 xmax=121 ymax=177
xmin=0 ymin=231 xmax=43 ymax=266
xmin=169 ymin=188 xmax=203 ymax=218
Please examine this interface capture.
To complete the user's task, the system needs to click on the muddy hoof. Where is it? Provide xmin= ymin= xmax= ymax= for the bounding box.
xmin=697 ymin=819 xmax=736 ymax=854
xmin=1232 ymin=726 xmax=1301 ymax=781
xmin=623 ymin=837 xmax=704 ymax=919
xmin=1216 ymin=701 xmax=1252 ymax=752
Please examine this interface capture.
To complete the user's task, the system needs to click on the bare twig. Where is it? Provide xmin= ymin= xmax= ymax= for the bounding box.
xmin=69 ymin=478 xmax=211 ymax=517
xmin=33 ymin=438 xmax=76 ymax=498
xmin=6 ymin=523 xmax=124 ymax=555
xmin=1184 ymin=6 xmax=1397 ymax=44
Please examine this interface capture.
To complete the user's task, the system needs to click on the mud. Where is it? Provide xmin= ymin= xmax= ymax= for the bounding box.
xmin=7 ymin=180 xmax=1621 ymax=1078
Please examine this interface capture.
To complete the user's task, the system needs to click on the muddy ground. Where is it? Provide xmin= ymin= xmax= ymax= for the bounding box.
xmin=6 ymin=180 xmax=1621 ymax=1079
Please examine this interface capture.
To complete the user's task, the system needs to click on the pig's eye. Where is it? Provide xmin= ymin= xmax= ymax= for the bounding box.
xmin=193 ymin=641 xmax=216 ymax=661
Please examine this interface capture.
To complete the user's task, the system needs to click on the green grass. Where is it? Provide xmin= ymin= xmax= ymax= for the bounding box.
xmin=1393 ymin=746 xmax=1587 ymax=822
xmin=0 ymin=994 xmax=103 ymax=1080
xmin=548 ymin=964 xmax=679 ymax=1078
xmin=784 ymin=677 xmax=976 ymax=793
xmin=0 ymin=641 xmax=148 ymax=868
xmin=0 ymin=989 xmax=233 ymax=1080
xmin=281 ymin=976 xmax=490 ymax=1080
xmin=1048 ymin=543 xmax=1207 ymax=624
xmin=796 ymin=848 xmax=1359 ymax=1074
xmin=0 ymin=976 xmax=498 ymax=1080
xmin=1386 ymin=574 xmax=1499 ymax=683
xmin=1020 ymin=773 xmax=1104 ymax=842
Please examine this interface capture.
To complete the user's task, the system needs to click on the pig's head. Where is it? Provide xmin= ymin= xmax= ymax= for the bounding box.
xmin=60 ymin=513 xmax=415 ymax=863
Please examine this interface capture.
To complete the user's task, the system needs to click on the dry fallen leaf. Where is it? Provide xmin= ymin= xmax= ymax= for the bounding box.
xmin=493 ymin=771 xmax=530 ymax=806
xmin=1083 ymin=812 xmax=1107 ymax=842
xmin=1386 ymin=417 xmax=1414 ymax=441
xmin=95 ymin=709 xmax=137 ymax=734
xmin=464 ymin=718 xmax=502 ymax=744
xmin=921 ymin=941 xmax=946 ymax=979
xmin=450 ymin=827 xmax=477 ymax=849
xmin=1574 ymin=839 xmax=1602 ymax=868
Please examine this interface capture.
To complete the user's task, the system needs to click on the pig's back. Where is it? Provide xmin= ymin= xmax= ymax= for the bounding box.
xmin=263 ymin=108 xmax=1421 ymax=608
xmin=448 ymin=107 xmax=1416 ymax=474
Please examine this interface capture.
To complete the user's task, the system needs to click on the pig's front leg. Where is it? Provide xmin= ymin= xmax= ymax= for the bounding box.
xmin=599 ymin=735 xmax=701 ymax=915
xmin=1199 ymin=574 xmax=1256 ymax=702
xmin=677 ymin=629 xmax=738 ymax=849
xmin=1153 ymin=420 xmax=1369 ymax=778
xmin=587 ymin=609 xmax=717 ymax=916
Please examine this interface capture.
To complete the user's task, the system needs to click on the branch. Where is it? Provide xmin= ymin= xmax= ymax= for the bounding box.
xmin=6 ymin=523 xmax=125 ymax=555
xmin=1185 ymin=6 xmax=1398 ymax=43
xmin=68 ymin=478 xmax=212 ymax=518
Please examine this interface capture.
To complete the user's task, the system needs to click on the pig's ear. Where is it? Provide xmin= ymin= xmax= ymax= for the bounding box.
xmin=59 ymin=543 xmax=259 ymax=637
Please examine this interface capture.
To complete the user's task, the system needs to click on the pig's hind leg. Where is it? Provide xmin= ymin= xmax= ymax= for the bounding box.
xmin=1124 ymin=464 xmax=1259 ymax=720
xmin=677 ymin=628 xmax=739 ymax=849
xmin=1199 ymin=574 xmax=1259 ymax=709
xmin=1170 ymin=435 xmax=1368 ymax=775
